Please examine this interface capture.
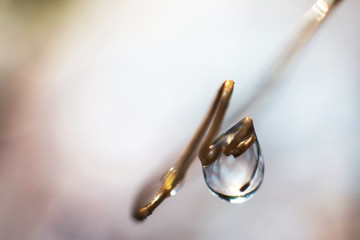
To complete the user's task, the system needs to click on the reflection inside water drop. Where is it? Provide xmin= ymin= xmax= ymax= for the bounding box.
xmin=202 ymin=121 xmax=264 ymax=203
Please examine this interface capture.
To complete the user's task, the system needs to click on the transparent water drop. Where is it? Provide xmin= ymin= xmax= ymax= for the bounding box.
xmin=202 ymin=120 xmax=264 ymax=203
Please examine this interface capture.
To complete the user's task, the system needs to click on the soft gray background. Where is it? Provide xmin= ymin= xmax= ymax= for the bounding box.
xmin=0 ymin=0 xmax=359 ymax=239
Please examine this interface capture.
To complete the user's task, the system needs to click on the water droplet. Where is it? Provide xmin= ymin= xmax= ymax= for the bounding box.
xmin=202 ymin=120 xmax=264 ymax=203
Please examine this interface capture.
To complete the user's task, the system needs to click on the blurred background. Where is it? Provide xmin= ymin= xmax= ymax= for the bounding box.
xmin=0 ymin=0 xmax=359 ymax=239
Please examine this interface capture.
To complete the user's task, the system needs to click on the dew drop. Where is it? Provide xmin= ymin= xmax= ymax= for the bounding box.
xmin=202 ymin=128 xmax=264 ymax=203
